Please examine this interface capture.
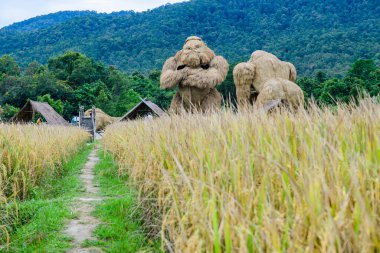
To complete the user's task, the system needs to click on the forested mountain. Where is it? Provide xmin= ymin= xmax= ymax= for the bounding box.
xmin=0 ymin=0 xmax=379 ymax=76
xmin=2 ymin=11 xmax=95 ymax=32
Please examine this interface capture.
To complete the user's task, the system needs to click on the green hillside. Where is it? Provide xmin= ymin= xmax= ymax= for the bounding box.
xmin=1 ymin=11 xmax=95 ymax=32
xmin=0 ymin=0 xmax=379 ymax=76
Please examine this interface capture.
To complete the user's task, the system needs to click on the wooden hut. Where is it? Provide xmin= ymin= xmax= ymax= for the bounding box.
xmin=120 ymin=99 xmax=167 ymax=121
xmin=10 ymin=100 xmax=69 ymax=126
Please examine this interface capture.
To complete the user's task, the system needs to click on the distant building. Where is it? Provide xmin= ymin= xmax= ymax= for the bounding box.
xmin=10 ymin=100 xmax=69 ymax=126
xmin=120 ymin=99 xmax=167 ymax=121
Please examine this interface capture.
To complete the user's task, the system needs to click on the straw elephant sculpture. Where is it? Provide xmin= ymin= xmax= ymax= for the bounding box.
xmin=233 ymin=50 xmax=304 ymax=110
xmin=160 ymin=36 xmax=229 ymax=113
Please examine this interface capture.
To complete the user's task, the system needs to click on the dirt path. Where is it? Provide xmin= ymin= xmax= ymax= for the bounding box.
xmin=64 ymin=148 xmax=104 ymax=253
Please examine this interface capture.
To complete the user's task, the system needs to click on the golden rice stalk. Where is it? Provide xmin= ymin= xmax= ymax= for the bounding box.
xmin=0 ymin=124 xmax=89 ymax=201
xmin=104 ymin=98 xmax=380 ymax=252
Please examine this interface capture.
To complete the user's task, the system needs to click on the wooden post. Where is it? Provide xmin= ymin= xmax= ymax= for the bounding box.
xmin=92 ymin=106 xmax=96 ymax=141
xmin=79 ymin=106 xmax=84 ymax=128
xmin=78 ymin=106 xmax=96 ymax=141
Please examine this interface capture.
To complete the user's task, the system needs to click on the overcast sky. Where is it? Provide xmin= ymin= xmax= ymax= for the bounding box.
xmin=0 ymin=0 xmax=185 ymax=28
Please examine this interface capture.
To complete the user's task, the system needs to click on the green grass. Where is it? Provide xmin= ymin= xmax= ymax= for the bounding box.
xmin=88 ymin=148 xmax=160 ymax=253
xmin=0 ymin=143 xmax=94 ymax=253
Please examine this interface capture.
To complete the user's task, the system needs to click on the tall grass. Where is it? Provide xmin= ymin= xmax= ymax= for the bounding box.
xmin=103 ymin=99 xmax=380 ymax=252
xmin=0 ymin=124 xmax=89 ymax=202
xmin=0 ymin=124 xmax=89 ymax=245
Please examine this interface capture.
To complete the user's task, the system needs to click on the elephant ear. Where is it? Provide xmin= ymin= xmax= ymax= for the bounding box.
xmin=287 ymin=62 xmax=297 ymax=82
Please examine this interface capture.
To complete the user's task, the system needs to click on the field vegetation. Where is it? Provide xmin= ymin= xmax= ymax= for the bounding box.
xmin=104 ymin=99 xmax=380 ymax=252
xmin=0 ymin=124 xmax=89 ymax=248
xmin=85 ymin=150 xmax=160 ymax=252
xmin=0 ymin=124 xmax=89 ymax=201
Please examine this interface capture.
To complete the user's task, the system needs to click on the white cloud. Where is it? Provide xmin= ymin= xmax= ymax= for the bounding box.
xmin=0 ymin=0 xmax=185 ymax=28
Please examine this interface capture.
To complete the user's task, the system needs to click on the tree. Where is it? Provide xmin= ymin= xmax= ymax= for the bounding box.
xmin=95 ymin=89 xmax=112 ymax=112
xmin=47 ymin=51 xmax=108 ymax=87
xmin=319 ymin=78 xmax=349 ymax=104
xmin=315 ymin=71 xmax=327 ymax=83
xmin=348 ymin=59 xmax=377 ymax=81
xmin=37 ymin=94 xmax=64 ymax=115
xmin=25 ymin=61 xmax=44 ymax=76
xmin=68 ymin=57 xmax=108 ymax=86
xmin=0 ymin=104 xmax=19 ymax=121
xmin=0 ymin=75 xmax=34 ymax=107
xmin=48 ymin=51 xmax=82 ymax=80
xmin=0 ymin=55 xmax=20 ymax=76
xmin=368 ymin=69 xmax=380 ymax=96
xmin=297 ymin=76 xmax=324 ymax=101
xmin=318 ymin=77 xmax=365 ymax=104
xmin=114 ymin=89 xmax=141 ymax=116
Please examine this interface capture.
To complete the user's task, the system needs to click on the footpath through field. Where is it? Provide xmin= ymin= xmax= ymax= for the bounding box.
xmin=64 ymin=147 xmax=104 ymax=253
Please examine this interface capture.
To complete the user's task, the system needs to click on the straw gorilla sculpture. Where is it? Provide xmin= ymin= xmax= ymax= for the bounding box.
xmin=233 ymin=50 xmax=304 ymax=110
xmin=160 ymin=36 xmax=229 ymax=113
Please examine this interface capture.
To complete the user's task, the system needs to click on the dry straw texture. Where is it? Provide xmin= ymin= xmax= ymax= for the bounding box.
xmin=0 ymin=125 xmax=89 ymax=202
xmin=85 ymin=108 xmax=119 ymax=131
xmin=104 ymin=99 xmax=380 ymax=253
xmin=160 ymin=36 xmax=229 ymax=113
xmin=233 ymin=50 xmax=303 ymax=109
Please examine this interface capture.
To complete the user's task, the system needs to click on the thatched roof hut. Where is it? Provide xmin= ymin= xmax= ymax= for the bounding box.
xmin=120 ymin=99 xmax=167 ymax=121
xmin=10 ymin=100 xmax=70 ymax=126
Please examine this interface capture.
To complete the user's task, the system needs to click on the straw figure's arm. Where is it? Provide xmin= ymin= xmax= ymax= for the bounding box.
xmin=182 ymin=56 xmax=229 ymax=89
xmin=160 ymin=57 xmax=188 ymax=89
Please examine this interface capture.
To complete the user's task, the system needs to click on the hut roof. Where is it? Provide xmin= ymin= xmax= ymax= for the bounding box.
xmin=10 ymin=100 xmax=70 ymax=126
xmin=120 ymin=99 xmax=167 ymax=121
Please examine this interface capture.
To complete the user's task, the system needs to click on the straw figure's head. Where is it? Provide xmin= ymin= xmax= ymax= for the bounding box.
xmin=175 ymin=36 xmax=216 ymax=69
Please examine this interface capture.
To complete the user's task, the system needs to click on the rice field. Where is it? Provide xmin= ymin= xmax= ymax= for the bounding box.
xmin=103 ymin=99 xmax=380 ymax=253
xmin=0 ymin=124 xmax=89 ymax=203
